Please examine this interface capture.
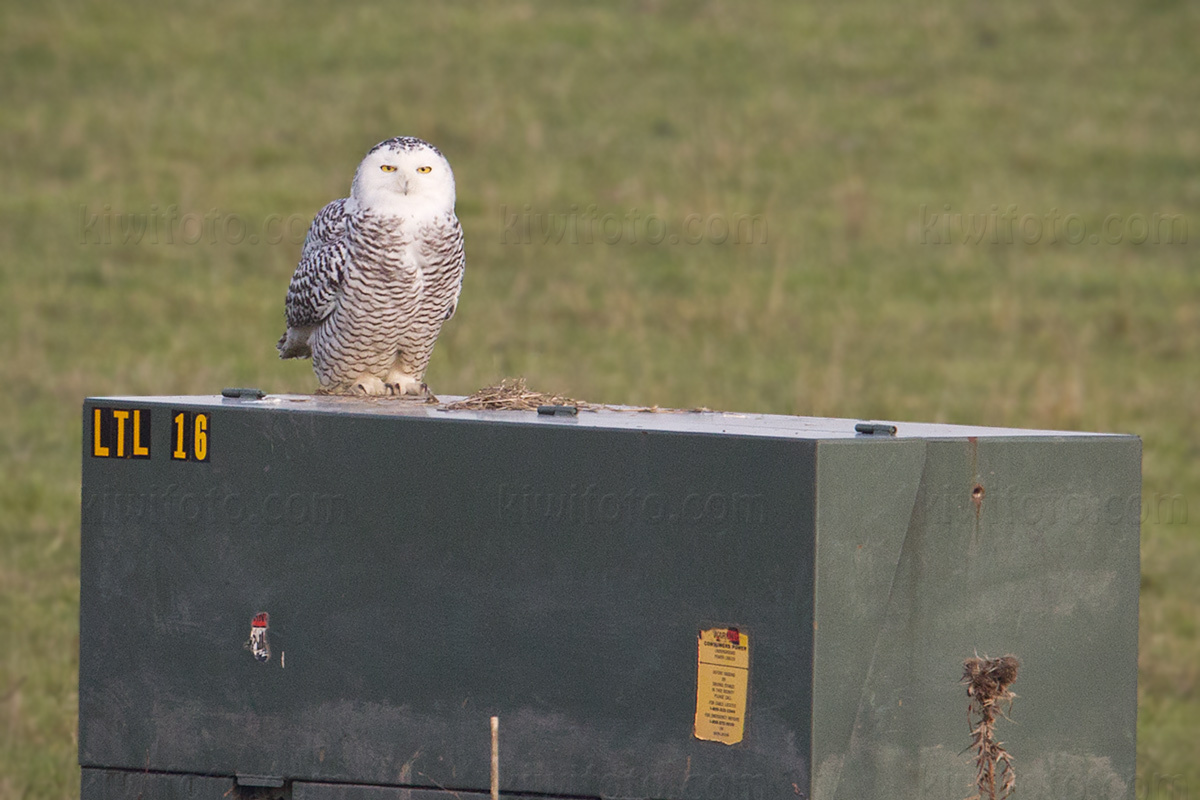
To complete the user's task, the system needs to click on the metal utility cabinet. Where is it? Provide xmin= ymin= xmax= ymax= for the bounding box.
xmin=79 ymin=394 xmax=1140 ymax=800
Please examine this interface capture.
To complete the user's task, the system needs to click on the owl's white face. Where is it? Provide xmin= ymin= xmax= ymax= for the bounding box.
xmin=350 ymin=137 xmax=456 ymax=217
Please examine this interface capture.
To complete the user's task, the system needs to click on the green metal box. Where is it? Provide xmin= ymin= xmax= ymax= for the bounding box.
xmin=79 ymin=395 xmax=1140 ymax=800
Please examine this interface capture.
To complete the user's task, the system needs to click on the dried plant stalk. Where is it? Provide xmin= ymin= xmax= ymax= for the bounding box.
xmin=962 ymin=654 xmax=1019 ymax=800
xmin=440 ymin=377 xmax=595 ymax=411
xmin=440 ymin=377 xmax=711 ymax=414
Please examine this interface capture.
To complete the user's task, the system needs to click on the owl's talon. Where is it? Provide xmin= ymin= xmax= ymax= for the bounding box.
xmin=384 ymin=371 xmax=422 ymax=397
xmin=350 ymin=376 xmax=387 ymax=396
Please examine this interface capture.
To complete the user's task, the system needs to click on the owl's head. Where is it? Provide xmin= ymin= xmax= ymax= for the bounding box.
xmin=351 ymin=137 xmax=456 ymax=216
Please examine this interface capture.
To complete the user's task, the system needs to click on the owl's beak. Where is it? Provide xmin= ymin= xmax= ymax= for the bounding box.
xmin=396 ymin=174 xmax=410 ymax=195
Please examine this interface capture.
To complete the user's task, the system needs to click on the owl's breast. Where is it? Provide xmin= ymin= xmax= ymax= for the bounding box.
xmin=339 ymin=213 xmax=429 ymax=315
xmin=347 ymin=213 xmax=415 ymax=268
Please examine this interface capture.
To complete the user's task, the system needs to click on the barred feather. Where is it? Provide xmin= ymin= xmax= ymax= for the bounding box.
xmin=277 ymin=138 xmax=465 ymax=394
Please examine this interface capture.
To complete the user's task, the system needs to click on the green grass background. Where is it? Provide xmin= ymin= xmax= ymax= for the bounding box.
xmin=2 ymin=0 xmax=1198 ymax=796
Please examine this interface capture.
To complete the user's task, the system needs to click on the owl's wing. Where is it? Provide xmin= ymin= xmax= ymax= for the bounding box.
xmin=284 ymin=199 xmax=350 ymax=328
xmin=419 ymin=214 xmax=466 ymax=321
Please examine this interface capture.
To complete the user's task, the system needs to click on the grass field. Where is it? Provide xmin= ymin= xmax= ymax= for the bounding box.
xmin=2 ymin=1 xmax=1198 ymax=796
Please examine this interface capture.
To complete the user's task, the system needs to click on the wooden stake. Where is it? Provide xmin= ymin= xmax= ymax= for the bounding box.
xmin=490 ymin=715 xmax=500 ymax=800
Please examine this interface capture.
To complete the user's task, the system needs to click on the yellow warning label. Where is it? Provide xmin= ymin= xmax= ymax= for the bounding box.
xmin=694 ymin=627 xmax=749 ymax=744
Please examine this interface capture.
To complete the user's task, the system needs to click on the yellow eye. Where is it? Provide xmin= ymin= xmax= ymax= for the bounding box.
xmin=417 ymin=166 xmax=432 ymax=173
xmin=380 ymin=165 xmax=397 ymax=172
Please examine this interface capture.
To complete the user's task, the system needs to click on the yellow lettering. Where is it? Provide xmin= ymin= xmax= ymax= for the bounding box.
xmin=112 ymin=410 xmax=129 ymax=457
xmin=93 ymin=408 xmax=109 ymax=457
xmin=132 ymin=409 xmax=149 ymax=457
xmin=194 ymin=414 xmax=208 ymax=461
xmin=173 ymin=413 xmax=187 ymax=460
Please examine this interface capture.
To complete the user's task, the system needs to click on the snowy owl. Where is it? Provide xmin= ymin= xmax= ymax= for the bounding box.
xmin=277 ymin=136 xmax=465 ymax=396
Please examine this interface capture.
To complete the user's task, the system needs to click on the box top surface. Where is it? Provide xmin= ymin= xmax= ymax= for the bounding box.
xmin=84 ymin=393 xmax=1133 ymax=441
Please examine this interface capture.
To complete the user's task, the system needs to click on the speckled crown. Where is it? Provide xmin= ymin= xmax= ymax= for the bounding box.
xmin=368 ymin=136 xmax=443 ymax=157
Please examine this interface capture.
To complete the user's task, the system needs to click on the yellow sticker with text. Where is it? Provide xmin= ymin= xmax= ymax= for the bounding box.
xmin=91 ymin=407 xmax=152 ymax=459
xmin=694 ymin=627 xmax=749 ymax=744
xmin=170 ymin=410 xmax=210 ymax=462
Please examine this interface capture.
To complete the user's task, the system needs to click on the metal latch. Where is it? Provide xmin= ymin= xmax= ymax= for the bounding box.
xmin=538 ymin=404 xmax=579 ymax=416
xmin=222 ymin=387 xmax=266 ymax=400
xmin=855 ymin=421 xmax=897 ymax=436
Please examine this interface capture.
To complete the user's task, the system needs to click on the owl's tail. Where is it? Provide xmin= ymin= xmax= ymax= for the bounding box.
xmin=277 ymin=326 xmax=313 ymax=359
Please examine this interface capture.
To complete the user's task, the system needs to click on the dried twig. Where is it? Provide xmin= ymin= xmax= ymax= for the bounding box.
xmin=962 ymin=654 xmax=1019 ymax=800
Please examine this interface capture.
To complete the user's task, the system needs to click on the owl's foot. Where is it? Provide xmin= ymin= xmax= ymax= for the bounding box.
xmin=384 ymin=371 xmax=423 ymax=396
xmin=350 ymin=376 xmax=388 ymax=396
